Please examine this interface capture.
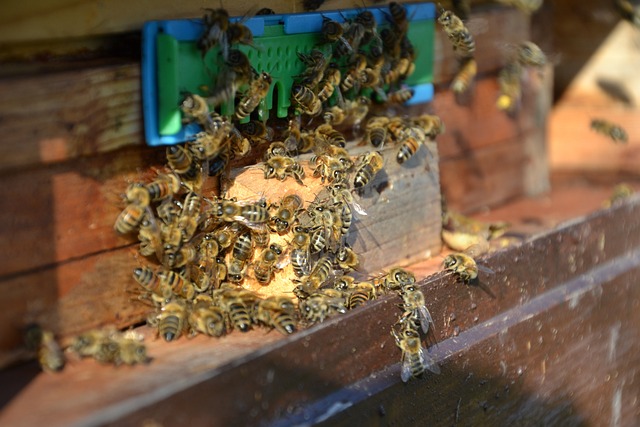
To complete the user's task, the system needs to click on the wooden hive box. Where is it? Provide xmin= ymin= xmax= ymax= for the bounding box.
xmin=0 ymin=1 xmax=584 ymax=426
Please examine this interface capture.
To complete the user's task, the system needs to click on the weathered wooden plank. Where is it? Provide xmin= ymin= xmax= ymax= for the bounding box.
xmin=0 ymin=146 xmax=165 ymax=279
xmin=1 ymin=188 xmax=637 ymax=427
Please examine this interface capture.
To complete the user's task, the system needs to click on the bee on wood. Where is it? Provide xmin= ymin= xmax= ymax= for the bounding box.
xmin=253 ymin=243 xmax=284 ymax=284
xmin=392 ymin=322 xmax=440 ymax=382
xmin=263 ymin=155 xmax=306 ymax=184
xmin=270 ymin=193 xmax=303 ymax=234
xmin=353 ymin=151 xmax=384 ymax=189
xmin=335 ymin=245 xmax=361 ymax=273
xmin=365 ymin=117 xmax=390 ymax=148
xmin=345 ymin=281 xmax=377 ymax=309
xmin=299 ymin=288 xmax=347 ymax=323
xmin=188 ymin=295 xmax=226 ymax=337
xmin=442 ymin=244 xmax=496 ymax=298
xmin=114 ymin=203 xmax=146 ymax=235
xmin=438 ymin=8 xmax=475 ymax=59
xmin=25 ymin=324 xmax=65 ymax=372
xmin=399 ymin=284 xmax=435 ymax=335
xmin=235 ymin=72 xmax=272 ymax=121
xmin=291 ymin=226 xmax=312 ymax=277
xmin=157 ymin=269 xmax=198 ymax=300
xmin=294 ymin=255 xmax=335 ymax=299
xmin=213 ymin=284 xmax=258 ymax=332
xmin=590 ymin=119 xmax=628 ymax=144
xmin=379 ymin=267 xmax=416 ymax=293
xmin=153 ymin=299 xmax=188 ymax=342
xmin=396 ymin=126 xmax=426 ymax=165
xmin=252 ymin=296 xmax=297 ymax=335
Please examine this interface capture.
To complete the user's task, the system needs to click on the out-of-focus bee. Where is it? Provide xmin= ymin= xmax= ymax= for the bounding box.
xmin=303 ymin=0 xmax=326 ymax=12
xmin=213 ymin=284 xmax=258 ymax=332
xmin=321 ymin=17 xmax=352 ymax=55
xmin=292 ymin=84 xmax=323 ymax=116
xmin=208 ymin=141 xmax=232 ymax=177
xmin=399 ymin=284 xmax=434 ymax=335
xmin=340 ymin=54 xmax=367 ymax=94
xmin=345 ymin=281 xmax=377 ymax=309
xmin=153 ymin=299 xmax=188 ymax=342
xmin=189 ymin=126 xmax=230 ymax=161
xmin=590 ymin=119 xmax=628 ymax=144
xmin=114 ymin=203 xmax=146 ymax=235
xmin=125 ymin=183 xmax=151 ymax=207
xmin=253 ymin=243 xmax=284 ymax=284
xmin=603 ymin=183 xmax=634 ymax=208
xmin=353 ymin=151 xmax=384 ymax=189
xmin=25 ymin=325 xmax=65 ymax=372
xmin=71 ymin=328 xmax=115 ymax=363
xmin=495 ymin=0 xmax=543 ymax=14
xmin=166 ymin=144 xmax=196 ymax=176
xmin=198 ymin=8 xmax=230 ymax=58
xmin=299 ymin=288 xmax=347 ymax=323
xmin=516 ymin=41 xmax=547 ymax=68
xmin=157 ymin=269 xmax=197 ymax=300
xmin=225 ymin=49 xmax=257 ymax=85
xmin=291 ymin=226 xmax=312 ymax=277
xmin=113 ymin=331 xmax=150 ymax=366
xmin=452 ymin=0 xmax=471 ymax=21
xmin=235 ymin=72 xmax=272 ymax=121
xmin=451 ymin=57 xmax=477 ymax=94
xmin=389 ymin=2 xmax=410 ymax=35
xmin=317 ymin=65 xmax=341 ymax=104
xmin=365 ymin=117 xmax=389 ymax=148
xmin=437 ymin=8 xmax=475 ymax=59
xmin=226 ymin=18 xmax=256 ymax=50
xmin=316 ymin=123 xmax=346 ymax=148
xmin=138 ymin=214 xmax=163 ymax=260
xmin=188 ymin=295 xmax=226 ymax=337
xmin=144 ymin=173 xmax=181 ymax=203
xmin=616 ymin=0 xmax=640 ymax=27
xmin=270 ymin=193 xmax=303 ymax=233
xmin=256 ymin=8 xmax=275 ymax=15
xmin=496 ymin=61 xmax=522 ymax=113
xmin=412 ymin=114 xmax=446 ymax=140
xmin=392 ymin=323 xmax=441 ymax=383
xmin=344 ymin=96 xmax=371 ymax=130
xmin=323 ymin=105 xmax=346 ymax=126
xmin=238 ymin=120 xmax=274 ymax=143
xmin=180 ymin=93 xmax=220 ymax=132
xmin=263 ymin=155 xmax=306 ymax=184
xmin=387 ymin=88 xmax=414 ymax=104
xmin=253 ymin=296 xmax=297 ymax=335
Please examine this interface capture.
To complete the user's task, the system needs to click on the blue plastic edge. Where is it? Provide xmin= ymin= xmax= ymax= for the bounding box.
xmin=141 ymin=2 xmax=436 ymax=146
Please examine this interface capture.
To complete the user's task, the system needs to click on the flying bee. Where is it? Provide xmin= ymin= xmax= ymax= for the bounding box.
xmin=392 ymin=323 xmax=441 ymax=383
xmin=335 ymin=245 xmax=361 ymax=273
xmin=263 ymin=155 xmax=305 ymax=184
xmin=389 ymin=2 xmax=410 ymax=36
xmin=516 ymin=41 xmax=547 ymax=68
xmin=365 ymin=117 xmax=390 ymax=148
xmin=198 ymin=7 xmax=230 ymax=59
xmin=353 ymin=151 xmax=384 ymax=189
xmin=235 ymin=72 xmax=272 ymax=121
xmin=345 ymin=281 xmax=377 ymax=309
xmin=270 ymin=193 xmax=303 ymax=233
xmin=291 ymin=226 xmax=312 ymax=277
xmin=213 ymin=285 xmax=258 ymax=332
xmin=299 ymin=288 xmax=347 ymax=323
xmin=226 ymin=19 xmax=256 ymax=49
xmin=496 ymin=61 xmax=523 ymax=113
xmin=114 ymin=203 xmax=146 ymax=235
xmin=437 ymin=8 xmax=475 ymax=59
xmin=253 ymin=243 xmax=284 ymax=284
xmin=188 ymin=295 xmax=226 ymax=337
xmin=399 ymin=284 xmax=435 ymax=335
xmin=495 ymin=0 xmax=543 ymax=14
xmin=24 ymin=325 xmax=65 ymax=372
xmin=451 ymin=57 xmax=477 ymax=94
xmin=154 ymin=299 xmax=188 ymax=342
xmin=253 ymin=296 xmax=297 ymax=335
xmin=590 ymin=119 xmax=628 ymax=144
xmin=291 ymin=84 xmax=322 ymax=116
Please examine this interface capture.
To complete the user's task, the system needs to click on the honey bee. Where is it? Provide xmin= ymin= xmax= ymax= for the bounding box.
xmin=442 ymin=247 xmax=496 ymax=299
xmin=495 ymin=0 xmax=543 ymax=14
xmin=113 ymin=331 xmax=150 ymax=366
xmin=345 ymin=96 xmax=371 ymax=130
xmin=238 ymin=120 xmax=274 ymax=143
xmin=188 ymin=295 xmax=226 ymax=337
xmin=291 ymin=84 xmax=322 ymax=116
xmin=603 ymin=183 xmax=634 ymax=208
xmin=213 ymin=285 xmax=258 ymax=332
xmin=146 ymin=173 xmax=181 ymax=202
xmin=181 ymin=93 xmax=212 ymax=127
xmin=396 ymin=127 xmax=425 ymax=165
xmin=297 ymin=50 xmax=329 ymax=89
xmin=227 ymin=258 xmax=247 ymax=283
xmin=353 ymin=151 xmax=384 ymax=189
xmin=590 ymin=119 xmax=628 ymax=144
xmin=316 ymin=65 xmax=341 ymax=103
xmin=387 ymin=88 xmax=414 ymax=104
xmin=392 ymin=323 xmax=441 ymax=382
xmin=138 ymin=214 xmax=163 ymax=260
xmin=114 ymin=203 xmax=146 ymax=235
xmin=412 ymin=114 xmax=446 ymax=140
xmin=71 ymin=328 xmax=114 ymax=361
xmin=323 ymin=105 xmax=346 ymax=126
xmin=496 ymin=61 xmax=522 ymax=113
xmin=451 ymin=57 xmax=477 ymax=94
xmin=253 ymin=296 xmax=297 ymax=335
xmin=315 ymin=123 xmax=346 ymax=148
xmin=198 ymin=8 xmax=230 ymax=58
xmin=321 ymin=16 xmax=346 ymax=45
xmin=166 ymin=144 xmax=195 ymax=175
xmin=270 ymin=193 xmax=303 ymax=233
xmin=154 ymin=299 xmax=188 ymax=341
xmin=305 ymin=255 xmax=334 ymax=289
xmin=189 ymin=129 xmax=229 ymax=161
xmin=380 ymin=267 xmax=416 ymax=293
xmin=133 ymin=266 xmax=170 ymax=301
xmin=334 ymin=245 xmax=361 ymax=273
xmin=235 ymin=72 xmax=272 ymax=121
xmin=291 ymin=226 xmax=312 ymax=277
xmin=437 ymin=8 xmax=475 ymax=58
xmin=389 ymin=2 xmax=410 ymax=36
xmin=226 ymin=19 xmax=255 ymax=49
xmin=263 ymin=155 xmax=305 ymax=184
xmin=365 ymin=117 xmax=389 ymax=148
xmin=516 ymin=41 xmax=547 ymax=68
xmin=310 ymin=154 xmax=348 ymax=184
xmin=232 ymin=229 xmax=253 ymax=263
xmin=399 ymin=284 xmax=434 ymax=335
xmin=345 ymin=281 xmax=377 ymax=309
xmin=157 ymin=269 xmax=197 ymax=300
xmin=340 ymin=54 xmax=367 ymax=94
xmin=220 ymin=198 xmax=271 ymax=226
xmin=208 ymin=142 xmax=232 ymax=177
xmin=125 ymin=183 xmax=151 ymax=207
xmin=299 ymin=289 xmax=347 ymax=323
xmin=25 ymin=325 xmax=65 ymax=372
xmin=616 ymin=0 xmax=640 ymax=27
xmin=253 ymin=243 xmax=284 ymax=284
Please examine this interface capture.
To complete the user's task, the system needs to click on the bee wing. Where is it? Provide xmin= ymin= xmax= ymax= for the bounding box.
xmin=463 ymin=242 xmax=490 ymax=258
xmin=418 ymin=306 xmax=434 ymax=335
xmin=350 ymin=198 xmax=368 ymax=216
xmin=477 ymin=264 xmax=495 ymax=275
xmin=418 ymin=345 xmax=441 ymax=375
xmin=400 ymin=354 xmax=413 ymax=383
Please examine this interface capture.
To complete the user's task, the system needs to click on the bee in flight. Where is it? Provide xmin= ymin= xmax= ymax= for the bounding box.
xmin=590 ymin=119 xmax=628 ymax=144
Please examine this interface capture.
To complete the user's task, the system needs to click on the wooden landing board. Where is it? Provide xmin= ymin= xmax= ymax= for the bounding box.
xmin=550 ymin=21 xmax=640 ymax=175
xmin=1 ymin=182 xmax=638 ymax=426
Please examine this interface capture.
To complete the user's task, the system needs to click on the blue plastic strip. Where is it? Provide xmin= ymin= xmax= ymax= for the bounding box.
xmin=406 ymin=83 xmax=434 ymax=106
